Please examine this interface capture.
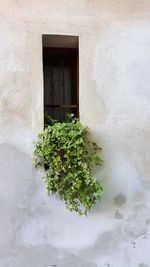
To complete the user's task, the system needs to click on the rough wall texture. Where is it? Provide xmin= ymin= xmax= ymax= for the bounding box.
xmin=0 ymin=1 xmax=150 ymax=266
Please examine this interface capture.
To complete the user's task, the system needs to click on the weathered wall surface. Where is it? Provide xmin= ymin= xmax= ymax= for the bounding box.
xmin=0 ymin=1 xmax=150 ymax=266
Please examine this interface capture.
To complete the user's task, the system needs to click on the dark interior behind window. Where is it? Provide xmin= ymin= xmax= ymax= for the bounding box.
xmin=43 ymin=47 xmax=79 ymax=122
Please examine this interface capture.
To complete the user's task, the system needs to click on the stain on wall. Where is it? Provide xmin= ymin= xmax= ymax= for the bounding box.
xmin=0 ymin=1 xmax=150 ymax=266
xmin=138 ymin=264 xmax=149 ymax=267
xmin=124 ymin=204 xmax=150 ymax=239
xmin=114 ymin=193 xmax=126 ymax=207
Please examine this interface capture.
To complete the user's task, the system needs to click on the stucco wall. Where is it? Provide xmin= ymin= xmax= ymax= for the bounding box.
xmin=0 ymin=1 xmax=150 ymax=266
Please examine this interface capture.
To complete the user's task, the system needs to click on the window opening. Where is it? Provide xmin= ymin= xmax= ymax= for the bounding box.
xmin=43 ymin=35 xmax=79 ymax=122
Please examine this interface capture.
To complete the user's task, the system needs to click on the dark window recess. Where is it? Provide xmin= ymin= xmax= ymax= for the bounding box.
xmin=43 ymin=48 xmax=79 ymax=122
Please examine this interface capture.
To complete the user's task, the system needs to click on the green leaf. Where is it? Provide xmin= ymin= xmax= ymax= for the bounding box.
xmin=33 ymin=113 xmax=104 ymax=215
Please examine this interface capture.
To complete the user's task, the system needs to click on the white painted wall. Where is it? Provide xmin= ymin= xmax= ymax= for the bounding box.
xmin=0 ymin=1 xmax=150 ymax=266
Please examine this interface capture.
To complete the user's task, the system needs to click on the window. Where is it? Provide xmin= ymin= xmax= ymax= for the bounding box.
xmin=42 ymin=35 xmax=79 ymax=122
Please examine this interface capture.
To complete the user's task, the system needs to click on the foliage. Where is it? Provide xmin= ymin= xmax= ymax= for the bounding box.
xmin=33 ymin=114 xmax=104 ymax=215
xmin=44 ymin=112 xmax=57 ymax=127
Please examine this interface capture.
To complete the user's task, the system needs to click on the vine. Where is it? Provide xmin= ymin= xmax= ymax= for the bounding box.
xmin=33 ymin=114 xmax=104 ymax=215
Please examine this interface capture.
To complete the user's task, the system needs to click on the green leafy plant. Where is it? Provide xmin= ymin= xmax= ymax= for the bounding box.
xmin=33 ymin=114 xmax=104 ymax=215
